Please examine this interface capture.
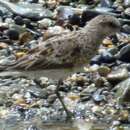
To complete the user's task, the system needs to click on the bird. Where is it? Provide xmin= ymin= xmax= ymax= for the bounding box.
xmin=0 ymin=15 xmax=121 ymax=79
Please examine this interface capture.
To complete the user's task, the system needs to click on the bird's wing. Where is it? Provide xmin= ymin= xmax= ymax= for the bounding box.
xmin=6 ymin=30 xmax=85 ymax=70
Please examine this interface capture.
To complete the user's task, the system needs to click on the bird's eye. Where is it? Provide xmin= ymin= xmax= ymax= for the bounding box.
xmin=107 ymin=22 xmax=118 ymax=28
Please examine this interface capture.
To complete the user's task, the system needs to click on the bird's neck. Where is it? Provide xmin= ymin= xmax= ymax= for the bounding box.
xmin=83 ymin=25 xmax=105 ymax=48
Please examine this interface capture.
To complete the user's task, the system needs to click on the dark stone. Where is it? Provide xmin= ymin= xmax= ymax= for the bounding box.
xmin=100 ymin=51 xmax=116 ymax=63
xmin=109 ymin=35 xmax=119 ymax=45
xmin=122 ymin=24 xmax=130 ymax=34
xmin=24 ymin=19 xmax=34 ymax=29
xmin=27 ymin=0 xmax=39 ymax=3
xmin=81 ymin=10 xmax=100 ymax=27
xmin=116 ymin=44 xmax=130 ymax=62
xmin=90 ymin=55 xmax=102 ymax=65
xmin=68 ymin=14 xmax=81 ymax=26
xmin=100 ymin=0 xmax=112 ymax=7
xmin=6 ymin=29 xmax=19 ymax=40
xmin=118 ymin=42 xmax=128 ymax=50
xmin=114 ymin=78 xmax=130 ymax=103
xmin=92 ymin=89 xmax=105 ymax=103
xmin=14 ymin=16 xmax=24 ymax=25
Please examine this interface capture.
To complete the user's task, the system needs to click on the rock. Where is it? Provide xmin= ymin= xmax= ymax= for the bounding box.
xmin=100 ymin=51 xmax=116 ymax=63
xmin=80 ymin=83 xmax=97 ymax=96
xmin=119 ymin=110 xmax=129 ymax=122
xmin=94 ymin=77 xmax=106 ymax=88
xmin=6 ymin=29 xmax=19 ymax=40
xmin=92 ymin=89 xmax=105 ymax=103
xmin=115 ymin=44 xmax=130 ymax=62
xmin=94 ymin=7 xmax=114 ymax=13
xmin=47 ymin=94 xmax=57 ymax=104
xmin=97 ymin=66 xmax=111 ymax=77
xmin=100 ymin=0 xmax=112 ymax=7
xmin=27 ymin=0 xmax=39 ymax=3
xmin=47 ymin=85 xmax=57 ymax=94
xmin=124 ymin=0 xmax=130 ymax=7
xmin=90 ymin=55 xmax=102 ymax=65
xmin=0 ymin=42 xmax=8 ymax=49
xmin=38 ymin=18 xmax=53 ymax=29
xmin=114 ymin=78 xmax=130 ymax=103
xmin=56 ymin=6 xmax=74 ymax=20
xmin=68 ymin=14 xmax=81 ymax=26
xmin=107 ymin=47 xmax=118 ymax=56
xmin=79 ymin=0 xmax=95 ymax=4
xmin=0 ymin=0 xmax=53 ymax=20
xmin=81 ymin=10 xmax=100 ymax=26
xmin=107 ymin=68 xmax=129 ymax=82
xmin=124 ymin=8 xmax=130 ymax=18
xmin=26 ymin=125 xmax=39 ymax=130
xmin=14 ymin=16 xmax=24 ymax=26
xmin=38 ymin=77 xmax=49 ymax=88
xmin=122 ymin=24 xmax=130 ymax=34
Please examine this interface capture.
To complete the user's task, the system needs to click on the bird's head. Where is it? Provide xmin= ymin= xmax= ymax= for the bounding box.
xmin=86 ymin=15 xmax=121 ymax=39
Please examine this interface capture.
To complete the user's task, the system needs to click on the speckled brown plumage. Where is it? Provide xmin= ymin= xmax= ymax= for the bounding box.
xmin=5 ymin=15 xmax=121 ymax=70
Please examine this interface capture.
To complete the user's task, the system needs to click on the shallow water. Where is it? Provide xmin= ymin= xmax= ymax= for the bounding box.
xmin=0 ymin=119 xmax=108 ymax=130
xmin=0 ymin=67 xmax=85 ymax=79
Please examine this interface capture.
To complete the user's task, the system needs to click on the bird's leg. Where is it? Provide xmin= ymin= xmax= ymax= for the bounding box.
xmin=56 ymin=79 xmax=74 ymax=121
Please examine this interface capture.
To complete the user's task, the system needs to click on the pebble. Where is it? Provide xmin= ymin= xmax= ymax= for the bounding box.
xmin=124 ymin=0 xmax=130 ymax=7
xmin=124 ymin=8 xmax=130 ymax=18
xmin=107 ymin=68 xmax=129 ymax=82
xmin=122 ymin=24 xmax=130 ymax=34
xmin=6 ymin=29 xmax=19 ymax=40
xmin=56 ymin=6 xmax=74 ymax=20
xmin=116 ymin=44 xmax=130 ymax=62
xmin=14 ymin=16 xmax=24 ymax=26
xmin=100 ymin=51 xmax=116 ymax=63
xmin=114 ymin=78 xmax=130 ymax=103
xmin=38 ymin=18 xmax=53 ymax=29
xmin=97 ymin=66 xmax=111 ymax=77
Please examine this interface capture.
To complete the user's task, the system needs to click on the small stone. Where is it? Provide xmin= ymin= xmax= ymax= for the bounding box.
xmin=14 ymin=16 xmax=24 ymax=26
xmin=92 ymin=89 xmax=105 ymax=103
xmin=100 ymin=0 xmax=112 ymax=7
xmin=38 ymin=77 xmax=49 ymax=88
xmin=98 ymin=66 xmax=111 ymax=77
xmin=116 ymin=44 xmax=130 ymax=62
xmin=47 ymin=94 xmax=57 ymax=104
xmin=125 ymin=8 xmax=130 ymax=18
xmin=84 ymin=64 xmax=99 ymax=72
xmin=80 ymin=83 xmax=96 ymax=96
xmin=56 ymin=6 xmax=74 ymax=20
xmin=27 ymin=0 xmax=39 ymax=3
xmin=112 ymin=120 xmax=121 ymax=126
xmin=47 ymin=85 xmax=57 ymax=94
xmin=90 ymin=55 xmax=102 ymax=65
xmin=67 ymin=93 xmax=80 ymax=101
xmin=102 ymin=38 xmax=113 ymax=47
xmin=107 ymin=68 xmax=129 ymax=82
xmin=114 ymin=78 xmax=130 ymax=103
xmin=119 ymin=110 xmax=129 ymax=122
xmin=124 ymin=0 xmax=130 ymax=7
xmin=6 ymin=29 xmax=19 ymax=40
xmin=122 ymin=24 xmax=130 ymax=34
xmin=0 ymin=42 xmax=8 ymax=49
xmin=68 ymin=14 xmax=81 ymax=26
xmin=100 ymin=51 xmax=116 ymax=63
xmin=38 ymin=18 xmax=52 ymax=29
xmin=95 ymin=77 xmax=106 ymax=88
xmin=15 ymin=52 xmax=27 ymax=59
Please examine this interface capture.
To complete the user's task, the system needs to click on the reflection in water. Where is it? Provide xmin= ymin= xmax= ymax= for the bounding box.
xmin=0 ymin=66 xmax=85 ymax=80
xmin=0 ymin=118 xmax=108 ymax=130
